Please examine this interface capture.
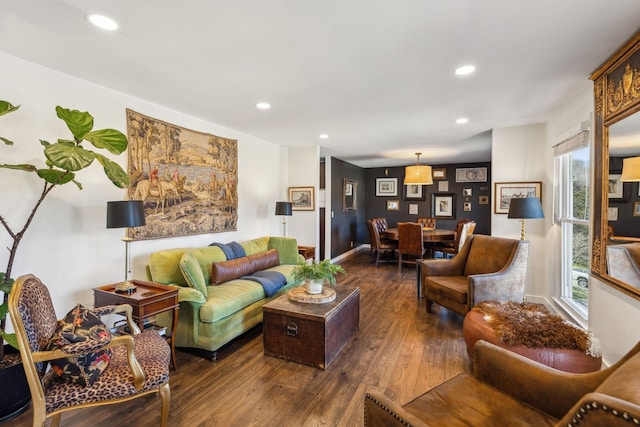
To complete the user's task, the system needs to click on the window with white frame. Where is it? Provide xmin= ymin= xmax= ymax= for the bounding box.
xmin=554 ymin=130 xmax=590 ymax=318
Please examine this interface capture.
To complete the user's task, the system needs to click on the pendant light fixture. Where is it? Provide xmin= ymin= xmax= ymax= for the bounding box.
xmin=621 ymin=156 xmax=640 ymax=182
xmin=404 ymin=152 xmax=433 ymax=185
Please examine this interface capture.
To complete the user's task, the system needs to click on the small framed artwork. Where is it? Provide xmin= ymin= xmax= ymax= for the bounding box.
xmin=289 ymin=186 xmax=315 ymax=211
xmin=456 ymin=167 xmax=488 ymax=183
xmin=403 ymin=184 xmax=425 ymax=201
xmin=463 ymin=188 xmax=472 ymax=197
xmin=438 ymin=180 xmax=449 ymax=192
xmin=376 ymin=177 xmax=398 ymax=196
xmin=387 ymin=200 xmax=400 ymax=211
xmin=479 ymin=195 xmax=489 ymax=205
xmin=634 ymin=202 xmax=640 ymax=217
xmin=494 ymin=181 xmax=542 ymax=214
xmin=432 ymin=168 xmax=447 ymax=180
xmin=608 ymin=207 xmax=619 ymax=221
xmin=607 ymin=174 xmax=627 ymax=201
xmin=409 ymin=203 xmax=419 ymax=215
xmin=464 ymin=202 xmax=472 ymax=211
xmin=432 ymin=193 xmax=455 ymax=219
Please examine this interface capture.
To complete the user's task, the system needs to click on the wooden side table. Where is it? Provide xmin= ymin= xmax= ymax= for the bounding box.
xmin=297 ymin=245 xmax=316 ymax=260
xmin=94 ymin=279 xmax=179 ymax=370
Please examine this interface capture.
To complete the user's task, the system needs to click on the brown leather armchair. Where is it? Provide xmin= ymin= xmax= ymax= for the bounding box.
xmin=431 ymin=218 xmax=476 ymax=258
xmin=364 ymin=340 xmax=640 ymax=426
xmin=423 ymin=234 xmax=529 ymax=316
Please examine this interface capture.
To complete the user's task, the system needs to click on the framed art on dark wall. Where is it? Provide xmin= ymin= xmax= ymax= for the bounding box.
xmin=456 ymin=167 xmax=487 ymax=183
xmin=403 ymin=184 xmax=425 ymax=201
xmin=376 ymin=177 xmax=398 ymax=196
xmin=432 ymin=193 xmax=455 ymax=219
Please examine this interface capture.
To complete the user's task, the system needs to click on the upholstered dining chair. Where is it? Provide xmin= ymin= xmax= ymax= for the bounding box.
xmin=9 ymin=274 xmax=171 ymax=427
xmin=416 ymin=217 xmax=436 ymax=229
xmin=398 ymin=222 xmax=426 ymax=273
xmin=367 ymin=219 xmax=398 ymax=266
xmin=432 ymin=218 xmax=476 ymax=258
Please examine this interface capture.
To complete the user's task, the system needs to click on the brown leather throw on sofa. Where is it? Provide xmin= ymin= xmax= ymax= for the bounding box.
xmin=422 ymin=234 xmax=529 ymax=316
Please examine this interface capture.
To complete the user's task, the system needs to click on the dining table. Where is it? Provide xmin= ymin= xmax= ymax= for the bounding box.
xmin=382 ymin=227 xmax=456 ymax=243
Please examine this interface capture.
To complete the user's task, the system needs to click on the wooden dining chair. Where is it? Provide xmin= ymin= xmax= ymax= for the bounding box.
xmin=432 ymin=219 xmax=476 ymax=258
xmin=367 ymin=219 xmax=398 ymax=266
xmin=398 ymin=222 xmax=425 ymax=273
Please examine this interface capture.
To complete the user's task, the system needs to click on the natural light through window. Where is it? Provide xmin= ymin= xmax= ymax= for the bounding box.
xmin=554 ymin=135 xmax=590 ymax=318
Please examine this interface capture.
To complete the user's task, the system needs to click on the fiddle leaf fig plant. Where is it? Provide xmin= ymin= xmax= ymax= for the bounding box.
xmin=0 ymin=99 xmax=130 ymax=360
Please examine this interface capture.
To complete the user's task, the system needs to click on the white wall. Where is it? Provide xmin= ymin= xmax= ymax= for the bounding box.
xmin=287 ymin=146 xmax=320 ymax=250
xmin=491 ymin=124 xmax=548 ymax=298
xmin=0 ymin=52 xmax=291 ymax=325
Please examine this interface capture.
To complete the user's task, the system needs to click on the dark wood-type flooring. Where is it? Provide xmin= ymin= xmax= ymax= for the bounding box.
xmin=11 ymin=251 xmax=469 ymax=427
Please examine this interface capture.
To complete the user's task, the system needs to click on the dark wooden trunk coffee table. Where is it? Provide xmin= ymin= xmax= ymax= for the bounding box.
xmin=263 ymin=285 xmax=360 ymax=369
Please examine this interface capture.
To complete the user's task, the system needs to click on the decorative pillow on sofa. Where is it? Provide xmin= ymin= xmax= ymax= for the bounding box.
xmin=211 ymin=257 xmax=255 ymax=285
xmin=248 ymin=249 xmax=281 ymax=272
xmin=45 ymin=304 xmax=112 ymax=386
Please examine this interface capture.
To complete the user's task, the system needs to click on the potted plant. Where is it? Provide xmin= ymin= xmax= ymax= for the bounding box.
xmin=292 ymin=259 xmax=346 ymax=294
xmin=0 ymin=99 xmax=129 ymax=421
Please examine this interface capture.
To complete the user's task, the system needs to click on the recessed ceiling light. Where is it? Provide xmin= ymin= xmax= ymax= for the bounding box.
xmin=454 ymin=65 xmax=476 ymax=76
xmin=256 ymin=102 xmax=271 ymax=110
xmin=319 ymin=134 xmax=329 ymax=139
xmin=456 ymin=118 xmax=469 ymax=124
xmin=86 ymin=14 xmax=118 ymax=31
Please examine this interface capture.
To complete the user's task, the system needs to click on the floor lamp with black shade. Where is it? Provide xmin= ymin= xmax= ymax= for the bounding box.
xmin=107 ymin=200 xmax=146 ymax=288
xmin=507 ymin=197 xmax=544 ymax=240
xmin=275 ymin=201 xmax=292 ymax=237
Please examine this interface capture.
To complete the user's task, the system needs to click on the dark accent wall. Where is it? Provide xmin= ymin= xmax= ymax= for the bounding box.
xmin=609 ymin=157 xmax=640 ymax=237
xmin=330 ymin=157 xmax=366 ymax=258
xmin=328 ymin=159 xmax=492 ymax=258
xmin=364 ymin=162 xmax=492 ymax=235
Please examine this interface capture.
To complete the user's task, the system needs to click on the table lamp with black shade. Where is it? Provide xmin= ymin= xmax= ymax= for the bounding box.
xmin=107 ymin=200 xmax=146 ymax=292
xmin=507 ymin=197 xmax=544 ymax=240
xmin=275 ymin=201 xmax=292 ymax=237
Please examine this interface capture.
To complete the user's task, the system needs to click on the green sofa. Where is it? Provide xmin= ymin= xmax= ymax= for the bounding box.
xmin=147 ymin=236 xmax=304 ymax=359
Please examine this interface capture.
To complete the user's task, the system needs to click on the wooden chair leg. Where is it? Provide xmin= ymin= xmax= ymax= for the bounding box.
xmin=159 ymin=382 xmax=171 ymax=427
xmin=425 ymin=300 xmax=433 ymax=313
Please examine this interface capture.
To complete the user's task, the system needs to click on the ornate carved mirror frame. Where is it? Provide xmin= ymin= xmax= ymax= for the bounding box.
xmin=590 ymin=31 xmax=640 ymax=300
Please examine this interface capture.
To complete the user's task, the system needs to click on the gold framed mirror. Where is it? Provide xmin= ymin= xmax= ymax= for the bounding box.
xmin=590 ymin=31 xmax=640 ymax=300
xmin=343 ymin=178 xmax=357 ymax=212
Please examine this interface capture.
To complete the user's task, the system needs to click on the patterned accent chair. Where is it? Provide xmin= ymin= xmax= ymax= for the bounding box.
xmin=398 ymin=222 xmax=425 ymax=273
xmin=367 ymin=219 xmax=398 ymax=266
xmin=364 ymin=340 xmax=640 ymax=426
xmin=8 ymin=274 xmax=171 ymax=427
xmin=422 ymin=234 xmax=529 ymax=316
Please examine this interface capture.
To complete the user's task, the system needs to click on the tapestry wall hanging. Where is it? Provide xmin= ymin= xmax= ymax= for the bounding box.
xmin=126 ymin=109 xmax=238 ymax=240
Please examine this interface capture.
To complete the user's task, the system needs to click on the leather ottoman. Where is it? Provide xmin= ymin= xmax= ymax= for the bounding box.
xmin=463 ymin=301 xmax=602 ymax=373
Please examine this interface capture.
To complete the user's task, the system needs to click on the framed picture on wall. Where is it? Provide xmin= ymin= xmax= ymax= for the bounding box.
xmin=634 ymin=202 xmax=640 ymax=217
xmin=409 ymin=203 xmax=419 ymax=215
xmin=432 ymin=168 xmax=447 ymax=180
xmin=403 ymin=184 xmax=425 ymax=201
xmin=494 ymin=181 xmax=542 ymax=214
xmin=608 ymin=206 xmax=619 ymax=221
xmin=376 ymin=177 xmax=398 ymax=196
xmin=289 ymin=186 xmax=315 ymax=211
xmin=456 ymin=167 xmax=487 ymax=183
xmin=386 ymin=200 xmax=400 ymax=211
xmin=608 ymin=174 xmax=628 ymax=201
xmin=432 ymin=193 xmax=455 ymax=219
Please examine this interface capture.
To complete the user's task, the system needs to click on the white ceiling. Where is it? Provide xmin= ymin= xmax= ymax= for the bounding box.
xmin=1 ymin=0 xmax=640 ymax=168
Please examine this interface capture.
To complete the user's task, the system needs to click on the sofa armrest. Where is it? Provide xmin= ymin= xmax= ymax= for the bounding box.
xmin=557 ymin=392 xmax=640 ymax=426
xmin=473 ymin=340 xmax=609 ymax=419
xmin=364 ymin=391 xmax=428 ymax=427
xmin=468 ymin=241 xmax=529 ymax=304
xmin=177 ymin=286 xmax=206 ymax=304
